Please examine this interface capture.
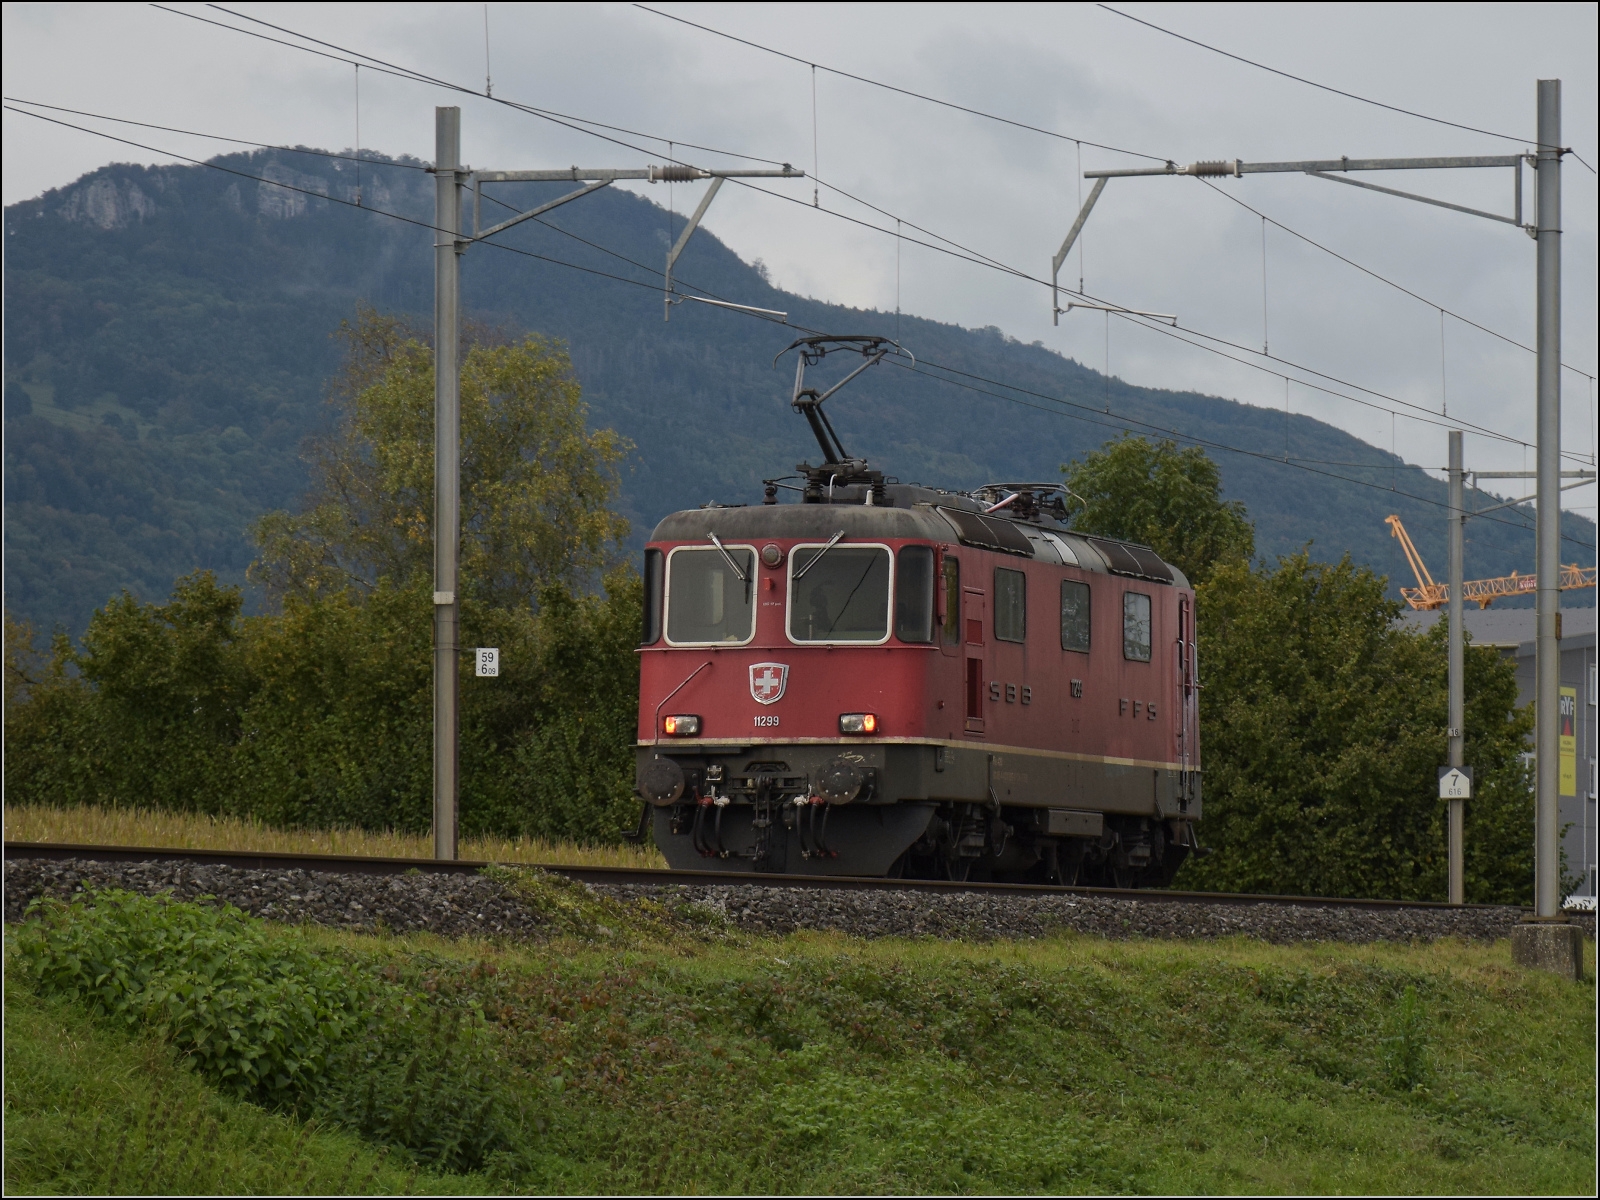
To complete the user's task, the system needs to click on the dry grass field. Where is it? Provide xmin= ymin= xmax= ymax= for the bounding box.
xmin=2 ymin=804 xmax=667 ymax=870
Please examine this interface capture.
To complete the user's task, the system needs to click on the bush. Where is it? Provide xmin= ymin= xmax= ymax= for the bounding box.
xmin=9 ymin=890 xmax=533 ymax=1174
xmin=10 ymin=890 xmax=368 ymax=1105
xmin=3 ymin=567 xmax=642 ymax=840
xmin=1181 ymin=551 xmax=1534 ymax=902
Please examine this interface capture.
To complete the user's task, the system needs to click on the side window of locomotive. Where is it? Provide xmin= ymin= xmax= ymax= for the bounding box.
xmin=895 ymin=546 xmax=935 ymax=643
xmin=1122 ymin=591 xmax=1152 ymax=662
xmin=789 ymin=545 xmax=892 ymax=643
xmin=994 ymin=567 xmax=1026 ymax=643
xmin=665 ymin=546 xmax=756 ymax=644
xmin=641 ymin=548 xmax=663 ymax=645
xmin=1060 ymin=579 xmax=1090 ymax=653
xmin=941 ymin=554 xmax=961 ymax=644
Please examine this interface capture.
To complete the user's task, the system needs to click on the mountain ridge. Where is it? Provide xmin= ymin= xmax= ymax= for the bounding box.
xmin=5 ymin=147 xmax=1588 ymax=633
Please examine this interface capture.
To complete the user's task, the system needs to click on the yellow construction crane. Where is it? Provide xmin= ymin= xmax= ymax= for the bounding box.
xmin=1385 ymin=514 xmax=1597 ymax=610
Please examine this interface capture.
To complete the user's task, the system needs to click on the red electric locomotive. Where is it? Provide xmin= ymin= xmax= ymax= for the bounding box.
xmin=634 ymin=337 xmax=1201 ymax=884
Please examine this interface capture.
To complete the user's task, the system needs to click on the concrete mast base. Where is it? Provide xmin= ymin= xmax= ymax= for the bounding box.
xmin=1510 ymin=921 xmax=1584 ymax=980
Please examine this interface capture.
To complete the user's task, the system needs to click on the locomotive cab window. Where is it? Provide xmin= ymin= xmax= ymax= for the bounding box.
xmin=664 ymin=546 xmax=756 ymax=645
xmin=1060 ymin=579 xmax=1090 ymax=653
xmin=1123 ymin=591 xmax=1152 ymax=662
xmin=789 ymin=543 xmax=892 ymax=643
xmin=641 ymin=548 xmax=663 ymax=645
xmin=994 ymin=567 xmax=1026 ymax=643
xmin=895 ymin=546 xmax=935 ymax=643
xmin=941 ymin=555 xmax=961 ymax=644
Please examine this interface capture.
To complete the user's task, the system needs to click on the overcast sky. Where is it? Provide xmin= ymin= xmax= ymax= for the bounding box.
xmin=4 ymin=2 xmax=1596 ymax=520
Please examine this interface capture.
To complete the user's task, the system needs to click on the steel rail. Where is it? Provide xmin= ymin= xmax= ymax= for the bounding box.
xmin=4 ymin=842 xmax=1525 ymax=914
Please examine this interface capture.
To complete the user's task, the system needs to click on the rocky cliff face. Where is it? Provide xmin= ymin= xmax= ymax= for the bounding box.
xmin=45 ymin=153 xmax=404 ymax=229
xmin=56 ymin=175 xmax=160 ymax=229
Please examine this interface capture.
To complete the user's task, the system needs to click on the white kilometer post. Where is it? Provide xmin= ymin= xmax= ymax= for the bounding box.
xmin=1438 ymin=766 xmax=1473 ymax=803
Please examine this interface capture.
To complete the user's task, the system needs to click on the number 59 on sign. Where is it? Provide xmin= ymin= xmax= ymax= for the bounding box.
xmin=476 ymin=648 xmax=499 ymax=677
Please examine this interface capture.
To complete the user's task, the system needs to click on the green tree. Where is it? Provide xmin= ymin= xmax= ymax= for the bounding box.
xmin=4 ymin=310 xmax=644 ymax=842
xmin=1062 ymin=434 xmax=1254 ymax=584
xmin=4 ymin=610 xmax=98 ymax=809
xmin=1179 ymin=551 xmax=1533 ymax=902
xmin=251 ymin=307 xmax=629 ymax=607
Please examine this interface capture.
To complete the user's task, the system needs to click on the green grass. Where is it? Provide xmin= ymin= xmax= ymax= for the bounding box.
xmin=5 ymin=884 xmax=1594 ymax=1195
xmin=1 ymin=979 xmax=483 ymax=1196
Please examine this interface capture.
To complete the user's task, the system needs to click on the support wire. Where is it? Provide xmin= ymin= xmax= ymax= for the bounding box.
xmin=1260 ymin=216 xmax=1269 ymax=356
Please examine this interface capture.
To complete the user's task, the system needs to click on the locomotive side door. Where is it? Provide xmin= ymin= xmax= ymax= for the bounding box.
xmin=963 ymin=585 xmax=986 ymax=734
xmin=1176 ymin=593 xmax=1199 ymax=810
xmin=939 ymin=551 xmax=962 ymax=658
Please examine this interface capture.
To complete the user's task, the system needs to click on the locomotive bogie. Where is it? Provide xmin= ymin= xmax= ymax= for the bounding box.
xmin=635 ymin=485 xmax=1201 ymax=882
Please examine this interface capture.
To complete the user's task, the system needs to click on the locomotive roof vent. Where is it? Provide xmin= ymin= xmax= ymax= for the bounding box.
xmin=937 ymin=506 xmax=1036 ymax=557
xmin=774 ymin=335 xmax=913 ymax=506
xmin=1082 ymin=537 xmax=1174 ymax=583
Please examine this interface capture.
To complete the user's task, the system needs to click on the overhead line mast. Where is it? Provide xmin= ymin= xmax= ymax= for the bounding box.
xmin=428 ymin=107 xmax=803 ymax=859
xmin=1049 ymin=82 xmax=1581 ymax=956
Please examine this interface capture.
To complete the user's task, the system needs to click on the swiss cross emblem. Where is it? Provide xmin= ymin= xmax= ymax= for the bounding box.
xmin=749 ymin=662 xmax=789 ymax=705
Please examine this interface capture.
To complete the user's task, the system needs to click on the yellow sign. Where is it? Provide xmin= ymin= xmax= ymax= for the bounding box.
xmin=1559 ymin=686 xmax=1577 ymax=797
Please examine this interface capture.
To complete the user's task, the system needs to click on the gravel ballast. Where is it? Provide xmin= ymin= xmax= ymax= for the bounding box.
xmin=5 ymin=855 xmax=1593 ymax=945
xmin=4 ymin=858 xmax=547 ymax=942
xmin=593 ymin=882 xmax=1593 ymax=945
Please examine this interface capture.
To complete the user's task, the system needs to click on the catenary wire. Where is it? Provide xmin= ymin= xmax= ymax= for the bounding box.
xmin=19 ymin=78 xmax=1589 ymax=397
xmin=199 ymin=4 xmax=789 ymax=168
xmin=156 ymin=10 xmax=1063 ymax=284
xmin=1192 ymin=176 xmax=1596 ymax=381
xmin=0 ymin=105 xmax=773 ymax=320
xmin=631 ymin=4 xmax=1169 ymax=163
xmin=195 ymin=0 xmax=1054 ymax=278
xmin=1 ymin=96 xmax=429 ymax=170
xmin=889 ymin=356 xmax=1593 ymax=551
xmin=642 ymin=1 xmax=1595 ymax=176
xmin=731 ymin=174 xmax=1590 ymax=460
xmin=154 ymin=4 xmax=1591 ymax=463
xmin=1096 ymin=1 xmax=1596 ymax=173
xmin=6 ymin=102 xmax=1591 ymax=554
xmin=15 ymin=90 xmax=1600 ymax=544
xmin=146 ymin=4 xmax=781 ymax=170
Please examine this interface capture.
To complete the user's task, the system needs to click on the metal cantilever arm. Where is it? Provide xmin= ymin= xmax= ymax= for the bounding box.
xmin=1306 ymin=170 xmax=1522 ymax=227
xmin=664 ymin=177 xmax=726 ymax=321
xmin=1469 ymin=477 xmax=1594 ymax=518
xmin=1051 ymin=177 xmax=1108 ymax=325
xmin=471 ymin=179 xmax=611 ymax=241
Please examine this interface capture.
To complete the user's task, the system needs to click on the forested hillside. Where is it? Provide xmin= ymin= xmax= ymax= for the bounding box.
xmin=5 ymin=148 xmax=1584 ymax=632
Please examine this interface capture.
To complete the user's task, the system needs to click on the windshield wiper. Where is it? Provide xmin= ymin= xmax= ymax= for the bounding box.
xmin=792 ymin=530 xmax=846 ymax=581
xmin=707 ymin=532 xmax=749 ymax=583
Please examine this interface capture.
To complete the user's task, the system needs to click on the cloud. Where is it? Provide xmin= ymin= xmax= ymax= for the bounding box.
xmin=2 ymin=1 xmax=1594 ymax=512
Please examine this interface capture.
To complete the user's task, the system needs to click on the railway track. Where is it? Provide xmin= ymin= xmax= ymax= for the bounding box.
xmin=3 ymin=840 xmax=1520 ymax=914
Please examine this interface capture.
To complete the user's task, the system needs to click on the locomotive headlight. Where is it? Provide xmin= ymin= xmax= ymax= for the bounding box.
xmin=838 ymin=712 xmax=878 ymax=734
xmin=663 ymin=714 xmax=701 ymax=736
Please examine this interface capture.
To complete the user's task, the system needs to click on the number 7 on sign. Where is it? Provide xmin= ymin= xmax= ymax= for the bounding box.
xmin=476 ymin=648 xmax=500 ymax=677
